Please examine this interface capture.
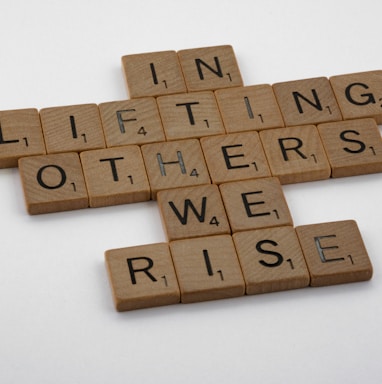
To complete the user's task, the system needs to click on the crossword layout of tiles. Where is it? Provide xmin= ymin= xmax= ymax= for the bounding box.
xmin=1 ymin=45 xmax=380 ymax=311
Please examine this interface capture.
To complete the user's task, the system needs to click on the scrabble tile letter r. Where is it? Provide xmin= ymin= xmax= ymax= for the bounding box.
xmin=178 ymin=45 xmax=243 ymax=92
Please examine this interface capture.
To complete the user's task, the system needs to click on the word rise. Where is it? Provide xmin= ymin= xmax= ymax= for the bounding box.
xmin=1 ymin=45 xmax=378 ymax=311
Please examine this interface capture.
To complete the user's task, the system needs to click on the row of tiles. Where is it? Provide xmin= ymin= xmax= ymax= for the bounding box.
xmin=17 ymin=118 xmax=382 ymax=215
xmin=105 ymin=221 xmax=373 ymax=311
xmin=1 ymin=68 xmax=381 ymax=169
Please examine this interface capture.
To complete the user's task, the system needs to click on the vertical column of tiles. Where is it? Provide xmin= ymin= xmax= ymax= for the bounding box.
xmin=273 ymin=77 xmax=342 ymax=126
xmin=18 ymin=152 xmax=88 ymax=214
xmin=215 ymin=85 xmax=284 ymax=133
xmin=157 ymin=184 xmax=231 ymax=241
xmin=40 ymin=104 xmax=106 ymax=154
xmin=259 ymin=125 xmax=331 ymax=184
xmin=169 ymin=235 xmax=245 ymax=303
xmin=295 ymin=220 xmax=373 ymax=286
xmin=0 ymin=108 xmax=46 ymax=168
xmin=177 ymin=45 xmax=243 ymax=92
xmin=330 ymin=70 xmax=382 ymax=124
xmin=219 ymin=178 xmax=293 ymax=233
xmin=105 ymin=243 xmax=180 ymax=311
xmin=156 ymin=91 xmax=225 ymax=140
xmin=200 ymin=131 xmax=271 ymax=184
xmin=98 ymin=98 xmax=165 ymax=147
xmin=121 ymin=50 xmax=187 ymax=98
xmin=318 ymin=118 xmax=382 ymax=177
xmin=80 ymin=146 xmax=150 ymax=208
xmin=141 ymin=139 xmax=210 ymax=199
xmin=232 ymin=226 xmax=310 ymax=294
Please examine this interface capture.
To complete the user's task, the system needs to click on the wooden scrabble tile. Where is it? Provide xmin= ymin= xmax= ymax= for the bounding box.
xmin=259 ymin=125 xmax=331 ymax=184
xmin=40 ymin=104 xmax=105 ymax=154
xmin=121 ymin=50 xmax=187 ymax=98
xmin=273 ymin=77 xmax=342 ymax=126
xmin=215 ymin=84 xmax=285 ymax=133
xmin=157 ymin=184 xmax=230 ymax=241
xmin=317 ymin=118 xmax=382 ymax=177
xmin=105 ymin=243 xmax=180 ymax=311
xmin=330 ymin=70 xmax=382 ymax=124
xmin=232 ymin=226 xmax=310 ymax=295
xmin=156 ymin=91 xmax=225 ymax=140
xmin=295 ymin=220 xmax=373 ymax=287
xmin=98 ymin=98 xmax=165 ymax=147
xmin=169 ymin=235 xmax=245 ymax=303
xmin=141 ymin=139 xmax=210 ymax=199
xmin=80 ymin=146 xmax=150 ymax=208
xmin=200 ymin=131 xmax=271 ymax=184
xmin=0 ymin=108 xmax=46 ymax=168
xmin=219 ymin=178 xmax=293 ymax=233
xmin=177 ymin=45 xmax=243 ymax=92
xmin=18 ymin=152 xmax=88 ymax=214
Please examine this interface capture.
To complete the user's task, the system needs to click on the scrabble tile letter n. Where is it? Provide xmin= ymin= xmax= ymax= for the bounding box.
xmin=178 ymin=45 xmax=243 ymax=92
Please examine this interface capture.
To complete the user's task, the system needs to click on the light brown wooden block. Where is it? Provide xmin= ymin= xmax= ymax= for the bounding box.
xmin=200 ymin=131 xmax=271 ymax=184
xmin=0 ymin=108 xmax=46 ymax=168
xmin=80 ymin=146 xmax=150 ymax=208
xmin=177 ymin=45 xmax=243 ymax=92
xmin=233 ymin=226 xmax=310 ymax=295
xmin=105 ymin=243 xmax=180 ymax=311
xmin=219 ymin=177 xmax=293 ymax=233
xmin=18 ymin=152 xmax=88 ymax=214
xmin=141 ymin=139 xmax=210 ymax=199
xmin=259 ymin=125 xmax=331 ymax=184
xmin=318 ymin=118 xmax=382 ymax=177
xmin=157 ymin=91 xmax=225 ymax=140
xmin=121 ymin=50 xmax=187 ymax=98
xmin=157 ymin=184 xmax=230 ymax=241
xmin=215 ymin=84 xmax=284 ymax=133
xmin=169 ymin=235 xmax=245 ymax=303
xmin=98 ymin=98 xmax=165 ymax=147
xmin=273 ymin=77 xmax=342 ymax=126
xmin=40 ymin=104 xmax=105 ymax=154
xmin=295 ymin=220 xmax=373 ymax=287
xmin=330 ymin=70 xmax=382 ymax=124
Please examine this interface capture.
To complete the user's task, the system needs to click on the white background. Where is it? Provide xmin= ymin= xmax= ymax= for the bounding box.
xmin=1 ymin=1 xmax=381 ymax=383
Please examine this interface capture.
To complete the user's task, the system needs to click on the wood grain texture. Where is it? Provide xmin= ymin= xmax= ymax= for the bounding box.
xmin=80 ymin=145 xmax=150 ymax=208
xmin=260 ymin=125 xmax=331 ymax=184
xmin=200 ymin=131 xmax=271 ymax=184
xmin=178 ymin=45 xmax=243 ymax=92
xmin=169 ymin=235 xmax=245 ymax=303
xmin=0 ymin=108 xmax=46 ymax=168
xmin=273 ymin=77 xmax=342 ymax=126
xmin=219 ymin=177 xmax=293 ymax=233
xmin=233 ymin=226 xmax=310 ymax=294
xmin=157 ymin=184 xmax=231 ymax=241
xmin=40 ymin=104 xmax=105 ymax=154
xmin=18 ymin=152 xmax=88 ymax=214
xmin=121 ymin=50 xmax=186 ymax=98
xmin=330 ymin=70 xmax=382 ymax=124
xmin=141 ymin=139 xmax=211 ymax=199
xmin=295 ymin=220 xmax=373 ymax=287
xmin=215 ymin=84 xmax=284 ymax=133
xmin=317 ymin=118 xmax=382 ymax=177
xmin=105 ymin=243 xmax=180 ymax=311
xmin=98 ymin=98 xmax=165 ymax=147
xmin=157 ymin=91 xmax=225 ymax=140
